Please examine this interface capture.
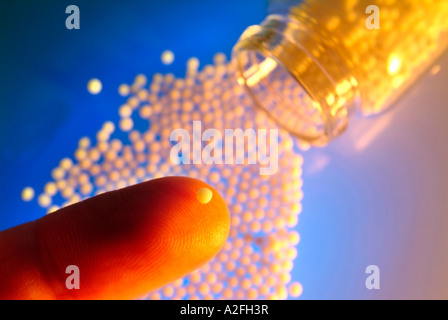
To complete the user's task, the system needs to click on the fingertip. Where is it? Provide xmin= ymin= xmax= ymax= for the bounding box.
xmin=134 ymin=177 xmax=231 ymax=282
xmin=115 ymin=176 xmax=231 ymax=298
xmin=143 ymin=176 xmax=231 ymax=252
xmin=6 ymin=176 xmax=230 ymax=299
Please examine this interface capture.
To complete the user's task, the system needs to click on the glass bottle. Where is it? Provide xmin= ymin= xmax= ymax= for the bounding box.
xmin=233 ymin=0 xmax=448 ymax=145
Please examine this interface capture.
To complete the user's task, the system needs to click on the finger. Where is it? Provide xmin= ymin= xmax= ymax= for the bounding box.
xmin=0 ymin=177 xmax=230 ymax=300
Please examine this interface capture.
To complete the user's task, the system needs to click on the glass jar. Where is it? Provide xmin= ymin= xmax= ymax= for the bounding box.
xmin=233 ymin=0 xmax=448 ymax=145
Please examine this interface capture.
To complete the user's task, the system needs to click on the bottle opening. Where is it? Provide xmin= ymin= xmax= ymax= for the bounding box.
xmin=232 ymin=16 xmax=359 ymax=146
xmin=233 ymin=47 xmax=329 ymax=145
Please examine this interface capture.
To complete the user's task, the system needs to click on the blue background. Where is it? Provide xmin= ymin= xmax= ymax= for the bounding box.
xmin=0 ymin=0 xmax=266 ymax=229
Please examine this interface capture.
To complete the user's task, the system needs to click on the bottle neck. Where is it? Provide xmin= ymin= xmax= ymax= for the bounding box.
xmin=233 ymin=14 xmax=361 ymax=146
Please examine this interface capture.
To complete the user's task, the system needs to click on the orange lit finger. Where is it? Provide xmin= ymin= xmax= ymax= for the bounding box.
xmin=0 ymin=177 xmax=230 ymax=300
